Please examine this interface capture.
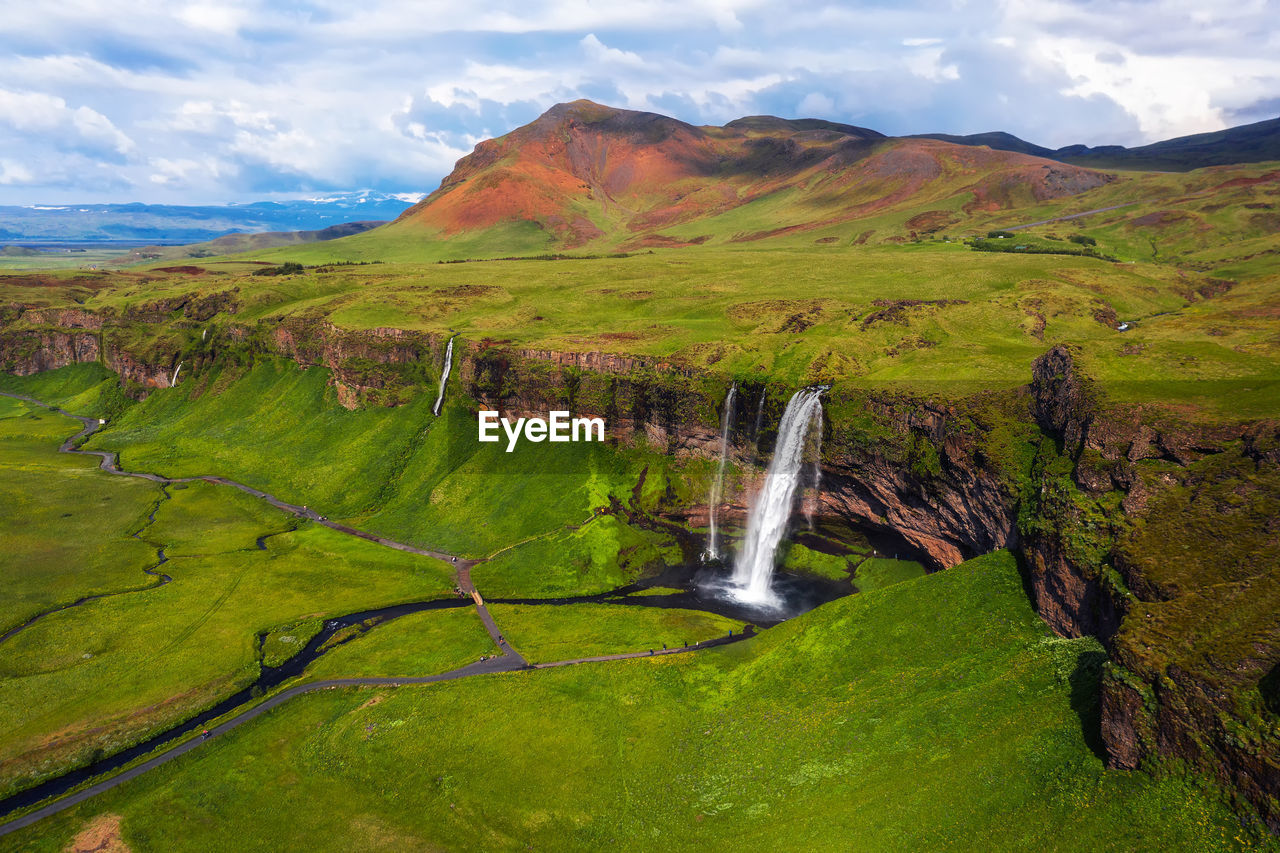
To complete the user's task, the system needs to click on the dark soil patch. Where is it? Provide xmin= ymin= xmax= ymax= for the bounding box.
xmin=904 ymin=210 xmax=959 ymax=233
xmin=860 ymin=298 xmax=966 ymax=329
xmin=153 ymin=266 xmax=210 ymax=275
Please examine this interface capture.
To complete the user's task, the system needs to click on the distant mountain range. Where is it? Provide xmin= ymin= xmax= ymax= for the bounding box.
xmin=0 ymin=191 xmax=422 ymax=244
xmin=912 ymin=116 xmax=1280 ymax=171
xmin=1 ymin=110 xmax=1275 ymax=250
xmin=118 ymin=221 xmax=389 ymax=264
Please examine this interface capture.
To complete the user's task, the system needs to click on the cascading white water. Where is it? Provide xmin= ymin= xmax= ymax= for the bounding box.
xmin=730 ymin=386 xmax=825 ymax=606
xmin=704 ymin=384 xmax=736 ymax=562
xmin=432 ymin=336 xmax=455 ymax=416
xmin=170 ymin=362 xmax=183 ymax=387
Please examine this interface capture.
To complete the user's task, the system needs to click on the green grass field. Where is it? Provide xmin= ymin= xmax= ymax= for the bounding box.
xmin=0 ymin=248 xmax=129 ymax=272
xmin=0 ymin=402 xmax=157 ymax=633
xmin=300 ymin=608 xmax=496 ymax=681
xmin=486 ymin=603 xmax=744 ymax=662
xmin=5 ymin=551 xmax=1269 ymax=851
xmin=7 ymin=235 xmax=1275 ymax=417
xmin=0 ymin=398 xmax=458 ymax=800
xmin=470 ymin=514 xmax=682 ymax=597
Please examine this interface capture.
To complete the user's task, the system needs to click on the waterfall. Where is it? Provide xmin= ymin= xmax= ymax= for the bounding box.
xmin=432 ymin=336 xmax=455 ymax=416
xmin=751 ymin=388 xmax=766 ymax=457
xmin=704 ymin=384 xmax=737 ymax=562
xmin=730 ymin=386 xmax=825 ymax=605
xmin=170 ymin=362 xmax=183 ymax=387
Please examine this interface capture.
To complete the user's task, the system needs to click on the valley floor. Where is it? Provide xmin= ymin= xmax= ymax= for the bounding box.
xmin=0 ymin=370 xmax=1270 ymax=851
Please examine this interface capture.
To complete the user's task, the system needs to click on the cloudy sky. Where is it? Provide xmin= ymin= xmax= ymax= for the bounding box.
xmin=1 ymin=0 xmax=1276 ymax=204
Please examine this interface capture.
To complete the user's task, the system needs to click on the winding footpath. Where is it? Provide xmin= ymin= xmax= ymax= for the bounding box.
xmin=0 ymin=635 xmax=743 ymax=837
xmin=1004 ymin=201 xmax=1142 ymax=231
xmin=0 ymin=391 xmax=751 ymax=837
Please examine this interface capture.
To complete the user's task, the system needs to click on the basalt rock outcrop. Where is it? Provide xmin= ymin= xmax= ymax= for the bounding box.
xmin=1026 ymin=344 xmax=1280 ymax=831
xmin=816 ymin=401 xmax=1019 ymax=569
xmin=0 ymin=330 xmax=100 ymax=375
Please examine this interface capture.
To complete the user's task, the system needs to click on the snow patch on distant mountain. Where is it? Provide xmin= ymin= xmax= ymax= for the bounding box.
xmin=297 ymin=191 xmax=426 ymax=206
xmin=0 ymin=190 xmax=423 ymax=243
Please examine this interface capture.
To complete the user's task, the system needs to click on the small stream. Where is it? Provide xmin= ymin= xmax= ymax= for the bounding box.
xmin=491 ymin=562 xmax=851 ymax=627
xmin=0 ymin=597 xmax=470 ymax=821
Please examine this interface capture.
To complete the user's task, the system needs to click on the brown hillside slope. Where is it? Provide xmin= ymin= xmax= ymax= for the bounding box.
xmin=393 ymin=100 xmax=1112 ymax=249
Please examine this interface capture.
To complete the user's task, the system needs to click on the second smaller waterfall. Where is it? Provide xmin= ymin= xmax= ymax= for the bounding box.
xmin=432 ymin=336 xmax=455 ymax=417
xmin=704 ymin=384 xmax=737 ymax=562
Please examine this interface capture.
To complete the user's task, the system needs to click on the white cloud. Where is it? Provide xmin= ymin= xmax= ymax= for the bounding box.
xmin=1000 ymin=0 xmax=1280 ymax=141
xmin=581 ymin=34 xmax=648 ymax=70
xmin=797 ymin=92 xmax=834 ymax=116
xmin=148 ymin=156 xmax=228 ymax=187
xmin=0 ymin=0 xmax=1274 ymax=202
xmin=176 ymin=2 xmax=248 ymax=34
xmin=0 ymin=88 xmax=134 ymax=155
xmin=0 ymin=160 xmax=35 ymax=185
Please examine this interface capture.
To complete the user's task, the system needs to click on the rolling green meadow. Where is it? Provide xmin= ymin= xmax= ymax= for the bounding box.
xmin=0 ymin=391 xmax=461 ymax=803
xmin=2 ymin=552 xmax=1267 ymax=851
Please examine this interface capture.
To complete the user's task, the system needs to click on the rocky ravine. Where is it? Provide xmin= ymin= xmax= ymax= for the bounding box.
xmin=2 ymin=311 xmax=1278 ymax=830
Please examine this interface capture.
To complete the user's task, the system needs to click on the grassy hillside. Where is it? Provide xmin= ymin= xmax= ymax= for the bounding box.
xmin=74 ymin=360 xmax=682 ymax=558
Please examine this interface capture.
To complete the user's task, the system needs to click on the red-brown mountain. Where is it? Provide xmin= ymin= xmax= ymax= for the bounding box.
xmin=393 ymin=100 xmax=1113 ymax=249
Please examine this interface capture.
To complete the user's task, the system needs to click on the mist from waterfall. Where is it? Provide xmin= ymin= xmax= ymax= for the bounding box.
xmin=704 ymin=384 xmax=736 ymax=562
xmin=730 ymin=386 xmax=825 ymax=606
xmin=432 ymin=336 xmax=455 ymax=417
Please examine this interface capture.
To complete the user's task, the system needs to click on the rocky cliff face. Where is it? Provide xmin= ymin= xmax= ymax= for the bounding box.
xmin=103 ymin=348 xmax=173 ymax=389
xmin=1027 ymin=344 xmax=1280 ymax=831
xmin=0 ymin=330 xmax=100 ymax=375
xmin=817 ymin=405 xmax=1018 ymax=569
xmin=19 ymin=308 xmax=103 ymax=330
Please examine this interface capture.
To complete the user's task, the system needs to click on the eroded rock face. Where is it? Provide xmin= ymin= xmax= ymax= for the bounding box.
xmin=1020 ymin=530 xmax=1121 ymax=639
xmin=104 ymin=349 xmax=172 ymax=389
xmin=19 ymin=308 xmax=103 ymax=329
xmin=1028 ymin=344 xmax=1280 ymax=832
xmin=819 ymin=443 xmax=1015 ymax=569
xmin=0 ymin=330 xmax=100 ymax=375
